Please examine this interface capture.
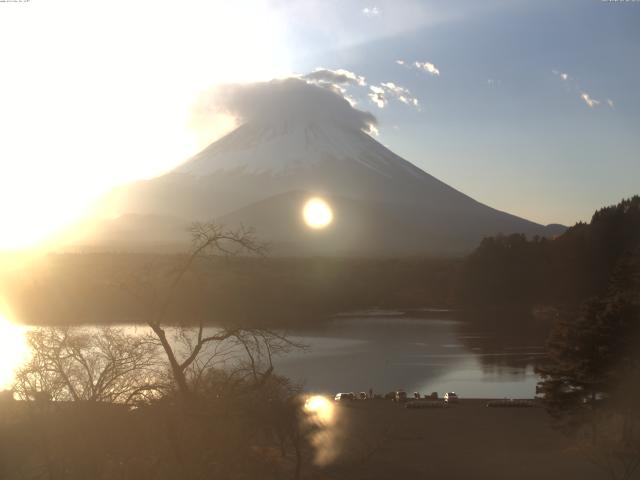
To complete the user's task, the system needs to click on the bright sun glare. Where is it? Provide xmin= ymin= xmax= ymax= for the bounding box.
xmin=304 ymin=395 xmax=335 ymax=425
xmin=303 ymin=198 xmax=334 ymax=229
xmin=0 ymin=312 xmax=29 ymax=391
xmin=0 ymin=0 xmax=291 ymax=250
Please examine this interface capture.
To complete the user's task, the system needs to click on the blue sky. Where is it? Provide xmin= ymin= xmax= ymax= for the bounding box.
xmin=278 ymin=0 xmax=640 ymax=225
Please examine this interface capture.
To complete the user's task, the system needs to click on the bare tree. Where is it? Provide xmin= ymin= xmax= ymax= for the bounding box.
xmin=118 ymin=222 xmax=303 ymax=398
xmin=14 ymin=326 xmax=164 ymax=404
xmin=228 ymin=330 xmax=304 ymax=387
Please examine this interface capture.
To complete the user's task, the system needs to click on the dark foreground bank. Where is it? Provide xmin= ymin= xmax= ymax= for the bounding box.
xmin=319 ymin=399 xmax=601 ymax=480
xmin=0 ymin=396 xmax=604 ymax=480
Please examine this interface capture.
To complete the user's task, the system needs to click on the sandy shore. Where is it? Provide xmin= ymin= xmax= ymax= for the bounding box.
xmin=316 ymin=399 xmax=603 ymax=479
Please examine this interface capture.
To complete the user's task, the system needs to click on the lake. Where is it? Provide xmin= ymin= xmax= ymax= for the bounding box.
xmin=273 ymin=310 xmax=547 ymax=398
xmin=2 ymin=310 xmax=548 ymax=398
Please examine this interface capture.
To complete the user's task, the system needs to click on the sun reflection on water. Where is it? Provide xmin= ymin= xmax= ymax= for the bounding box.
xmin=0 ymin=312 xmax=30 ymax=391
xmin=304 ymin=394 xmax=335 ymax=425
xmin=303 ymin=394 xmax=343 ymax=465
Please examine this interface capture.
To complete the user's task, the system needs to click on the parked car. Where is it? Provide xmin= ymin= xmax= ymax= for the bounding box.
xmin=334 ymin=393 xmax=354 ymax=401
xmin=443 ymin=392 xmax=459 ymax=403
xmin=394 ymin=390 xmax=408 ymax=403
xmin=359 ymin=392 xmax=368 ymax=400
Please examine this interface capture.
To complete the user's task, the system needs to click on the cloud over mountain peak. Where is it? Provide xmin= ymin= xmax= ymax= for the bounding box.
xmin=192 ymin=77 xmax=378 ymax=135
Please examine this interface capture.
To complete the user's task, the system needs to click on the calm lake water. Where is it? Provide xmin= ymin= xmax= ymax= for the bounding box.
xmin=273 ymin=311 xmax=546 ymax=398
xmin=4 ymin=310 xmax=548 ymax=398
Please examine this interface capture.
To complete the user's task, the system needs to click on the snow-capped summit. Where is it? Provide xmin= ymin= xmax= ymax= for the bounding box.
xmin=176 ymin=120 xmax=420 ymax=179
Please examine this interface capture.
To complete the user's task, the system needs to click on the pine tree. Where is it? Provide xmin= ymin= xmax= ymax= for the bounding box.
xmin=537 ymin=247 xmax=640 ymax=479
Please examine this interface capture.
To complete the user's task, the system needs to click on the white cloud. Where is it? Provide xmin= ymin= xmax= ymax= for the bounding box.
xmin=399 ymin=96 xmax=419 ymax=107
xmin=304 ymin=67 xmax=422 ymax=112
xmin=553 ymin=70 xmax=612 ymax=110
xmin=378 ymin=81 xmax=420 ymax=109
xmin=195 ymin=69 xmax=419 ymax=141
xmin=414 ymin=61 xmax=440 ymax=76
xmin=301 ymin=68 xmax=370 ymax=108
xmin=380 ymin=82 xmax=397 ymax=91
xmin=396 ymin=59 xmax=440 ymax=77
xmin=193 ymin=77 xmax=378 ymax=136
xmin=552 ymin=70 xmax=569 ymax=81
xmin=362 ymin=6 xmax=380 ymax=17
xmin=304 ymin=68 xmax=366 ymax=87
xmin=580 ymin=92 xmax=600 ymax=108
xmin=368 ymin=85 xmax=387 ymax=108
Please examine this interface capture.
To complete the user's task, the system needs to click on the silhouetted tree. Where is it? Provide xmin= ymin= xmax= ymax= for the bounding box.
xmin=117 ymin=222 xmax=271 ymax=396
xmin=458 ymin=233 xmax=547 ymax=306
xmin=458 ymin=195 xmax=640 ymax=309
xmin=163 ymin=224 xmax=261 ymax=394
xmin=14 ymin=326 xmax=163 ymax=404
xmin=537 ymin=247 xmax=640 ymax=480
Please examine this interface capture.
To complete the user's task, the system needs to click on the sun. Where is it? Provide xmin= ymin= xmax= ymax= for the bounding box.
xmin=303 ymin=198 xmax=334 ymax=229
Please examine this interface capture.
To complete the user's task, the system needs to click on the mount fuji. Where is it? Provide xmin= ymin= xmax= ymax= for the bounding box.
xmin=88 ymin=79 xmax=563 ymax=255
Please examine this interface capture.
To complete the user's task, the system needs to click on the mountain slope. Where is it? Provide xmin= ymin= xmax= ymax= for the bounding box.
xmin=216 ymin=190 xmax=559 ymax=256
xmin=94 ymin=117 xmax=561 ymax=255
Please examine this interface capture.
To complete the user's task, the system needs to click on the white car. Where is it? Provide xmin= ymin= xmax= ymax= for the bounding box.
xmin=443 ymin=392 xmax=459 ymax=403
xmin=334 ymin=393 xmax=354 ymax=402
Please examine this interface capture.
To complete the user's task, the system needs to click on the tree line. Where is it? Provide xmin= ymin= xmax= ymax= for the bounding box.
xmin=4 ymin=253 xmax=456 ymax=328
xmin=458 ymin=196 xmax=640 ymax=309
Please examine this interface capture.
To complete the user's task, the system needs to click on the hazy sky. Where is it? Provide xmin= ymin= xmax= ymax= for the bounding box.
xmin=0 ymin=0 xmax=638 ymax=248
